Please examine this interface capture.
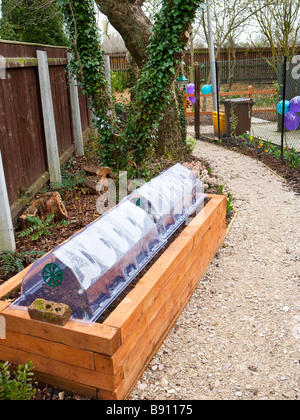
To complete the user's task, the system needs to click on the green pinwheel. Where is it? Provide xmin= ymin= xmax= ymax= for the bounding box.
xmin=42 ymin=263 xmax=63 ymax=288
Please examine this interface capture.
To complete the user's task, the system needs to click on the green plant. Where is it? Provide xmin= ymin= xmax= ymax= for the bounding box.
xmin=0 ymin=0 xmax=69 ymax=46
xmin=18 ymin=214 xmax=55 ymax=241
xmin=125 ymin=0 xmax=204 ymax=164
xmin=176 ymin=86 xmax=188 ymax=145
xmin=59 ymin=0 xmax=204 ymax=169
xmin=114 ymin=102 xmax=129 ymax=130
xmin=288 ymin=148 xmax=300 ymax=169
xmin=72 ymin=195 xmax=88 ymax=226
xmin=186 ymin=136 xmax=196 ymax=154
xmin=218 ymin=184 xmax=225 ymax=194
xmin=238 ymin=133 xmax=299 ymax=169
xmin=0 ymin=361 xmax=36 ymax=400
xmin=126 ymin=157 xmax=160 ymax=183
xmin=0 ymin=250 xmax=46 ymax=275
xmin=18 ymin=214 xmax=73 ymax=241
xmin=230 ymin=108 xmax=239 ymax=140
xmin=226 ymin=194 xmax=234 ymax=214
xmin=0 ymin=252 xmax=24 ymax=275
xmin=18 ymin=187 xmax=31 ymax=205
xmin=111 ymin=70 xmax=127 ymax=93
xmin=58 ymin=0 xmax=117 ymax=167
xmin=51 ymin=167 xmax=85 ymax=192
xmin=254 ymin=92 xmax=278 ymax=108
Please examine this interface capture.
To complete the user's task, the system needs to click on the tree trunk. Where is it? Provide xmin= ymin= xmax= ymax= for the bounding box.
xmin=156 ymin=85 xmax=186 ymax=159
xmin=96 ymin=0 xmax=152 ymax=68
xmin=95 ymin=0 xmax=187 ymax=157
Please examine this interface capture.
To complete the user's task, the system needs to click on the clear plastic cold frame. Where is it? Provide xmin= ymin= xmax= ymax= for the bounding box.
xmin=124 ymin=163 xmax=205 ymax=240
xmin=12 ymin=164 xmax=205 ymax=323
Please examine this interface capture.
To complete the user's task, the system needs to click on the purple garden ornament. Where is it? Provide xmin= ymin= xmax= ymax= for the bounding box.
xmin=284 ymin=111 xmax=300 ymax=131
xmin=186 ymin=83 xmax=195 ymax=94
xmin=289 ymin=96 xmax=300 ymax=113
xmin=186 ymin=83 xmax=195 ymax=104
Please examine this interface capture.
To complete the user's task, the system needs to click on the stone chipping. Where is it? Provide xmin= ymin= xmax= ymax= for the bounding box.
xmin=130 ymin=140 xmax=300 ymax=401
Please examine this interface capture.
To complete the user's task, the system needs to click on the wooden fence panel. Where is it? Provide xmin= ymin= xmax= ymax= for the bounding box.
xmin=50 ymin=64 xmax=74 ymax=156
xmin=78 ymin=90 xmax=90 ymax=135
xmin=0 ymin=41 xmax=91 ymax=210
xmin=0 ymin=64 xmax=47 ymax=204
xmin=109 ymin=52 xmax=128 ymax=71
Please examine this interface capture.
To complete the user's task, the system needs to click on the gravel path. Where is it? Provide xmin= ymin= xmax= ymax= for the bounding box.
xmin=130 ymin=140 xmax=300 ymax=401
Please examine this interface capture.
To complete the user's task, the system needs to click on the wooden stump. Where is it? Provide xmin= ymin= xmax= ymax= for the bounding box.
xmin=19 ymin=192 xmax=68 ymax=228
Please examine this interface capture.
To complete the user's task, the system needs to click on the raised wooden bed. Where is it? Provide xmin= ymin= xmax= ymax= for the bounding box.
xmin=0 ymin=194 xmax=226 ymax=399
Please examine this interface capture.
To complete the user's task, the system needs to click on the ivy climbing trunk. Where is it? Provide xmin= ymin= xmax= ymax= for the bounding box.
xmin=95 ymin=0 xmax=152 ymax=69
xmin=60 ymin=0 xmax=203 ymax=167
xmin=58 ymin=0 xmax=121 ymax=167
xmin=156 ymin=85 xmax=186 ymax=158
xmin=95 ymin=0 xmax=201 ymax=159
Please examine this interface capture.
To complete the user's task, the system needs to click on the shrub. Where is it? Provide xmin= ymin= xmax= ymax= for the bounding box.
xmin=186 ymin=136 xmax=196 ymax=153
xmin=111 ymin=70 xmax=127 ymax=93
xmin=0 ymin=250 xmax=46 ymax=275
xmin=0 ymin=361 xmax=36 ymax=400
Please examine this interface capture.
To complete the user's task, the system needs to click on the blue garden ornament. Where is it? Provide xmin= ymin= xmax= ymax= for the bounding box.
xmin=201 ymin=85 xmax=213 ymax=95
xmin=276 ymin=100 xmax=290 ymax=115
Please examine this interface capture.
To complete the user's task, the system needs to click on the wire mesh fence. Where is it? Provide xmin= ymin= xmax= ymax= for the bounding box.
xmin=199 ymin=57 xmax=277 ymax=85
xmin=216 ymin=57 xmax=300 ymax=154
xmin=186 ymin=57 xmax=300 ymax=159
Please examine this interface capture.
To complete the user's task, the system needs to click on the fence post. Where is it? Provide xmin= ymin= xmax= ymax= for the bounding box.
xmin=195 ymin=63 xmax=200 ymax=139
xmin=0 ymin=150 xmax=16 ymax=252
xmin=104 ymin=55 xmax=112 ymax=95
xmin=215 ymin=60 xmax=221 ymax=141
xmin=0 ymin=55 xmax=6 ymax=80
xmin=37 ymin=50 xmax=61 ymax=184
xmin=67 ymin=53 xmax=84 ymax=156
xmin=281 ymin=55 xmax=287 ymax=161
xmin=248 ymin=85 xmax=253 ymax=99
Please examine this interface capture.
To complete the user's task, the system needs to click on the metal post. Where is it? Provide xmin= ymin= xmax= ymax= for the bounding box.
xmin=215 ymin=60 xmax=221 ymax=141
xmin=37 ymin=50 xmax=61 ymax=184
xmin=0 ymin=150 xmax=16 ymax=252
xmin=195 ymin=63 xmax=200 ymax=140
xmin=281 ymin=55 xmax=287 ymax=161
xmin=207 ymin=0 xmax=218 ymax=112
